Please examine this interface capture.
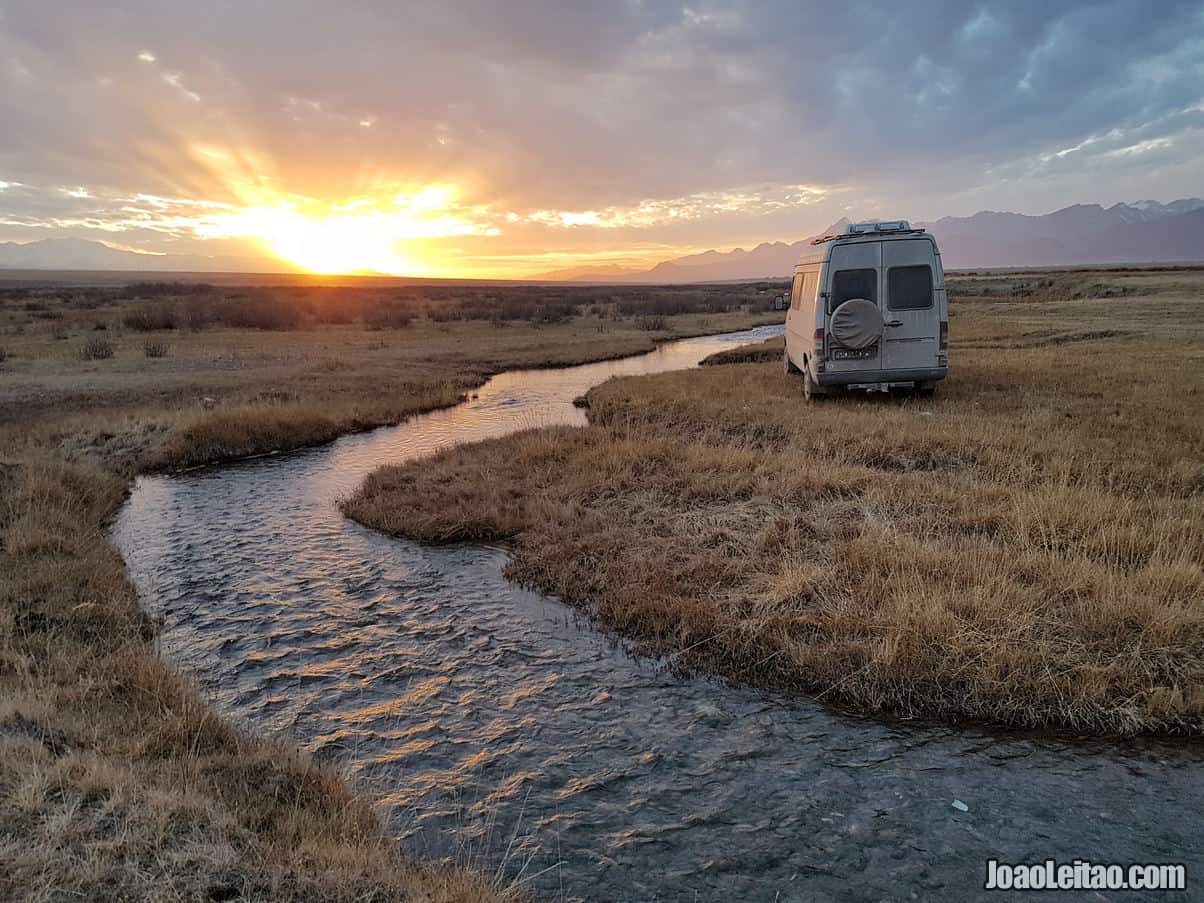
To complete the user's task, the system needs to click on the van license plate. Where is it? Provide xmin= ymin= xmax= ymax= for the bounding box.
xmin=833 ymin=347 xmax=876 ymax=360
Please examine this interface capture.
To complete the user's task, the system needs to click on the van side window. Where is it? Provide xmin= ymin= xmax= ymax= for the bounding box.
xmin=887 ymin=265 xmax=933 ymax=310
xmin=830 ymin=269 xmax=877 ymax=313
xmin=790 ymin=273 xmax=804 ymax=309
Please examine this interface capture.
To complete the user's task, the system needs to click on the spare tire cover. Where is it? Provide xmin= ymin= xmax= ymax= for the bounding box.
xmin=829 ymin=298 xmax=883 ymax=349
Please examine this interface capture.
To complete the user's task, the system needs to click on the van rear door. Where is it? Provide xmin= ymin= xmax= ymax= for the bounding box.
xmin=881 ymin=239 xmax=939 ymax=373
xmin=824 ymin=240 xmax=883 ymax=376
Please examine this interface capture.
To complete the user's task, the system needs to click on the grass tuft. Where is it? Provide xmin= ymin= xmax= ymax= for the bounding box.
xmin=79 ymin=337 xmax=114 ymax=360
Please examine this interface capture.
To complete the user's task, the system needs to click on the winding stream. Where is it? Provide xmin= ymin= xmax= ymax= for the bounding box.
xmin=114 ymin=325 xmax=1199 ymax=902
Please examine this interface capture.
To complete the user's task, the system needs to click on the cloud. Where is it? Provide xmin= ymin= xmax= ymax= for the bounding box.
xmin=526 ymin=184 xmax=835 ymax=229
xmin=0 ymin=0 xmax=1201 ymax=272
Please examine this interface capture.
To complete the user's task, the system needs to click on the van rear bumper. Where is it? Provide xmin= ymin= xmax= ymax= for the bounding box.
xmin=816 ymin=366 xmax=947 ymax=387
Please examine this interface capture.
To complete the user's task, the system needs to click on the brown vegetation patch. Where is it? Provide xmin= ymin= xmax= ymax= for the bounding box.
xmin=700 ymin=335 xmax=785 ymax=366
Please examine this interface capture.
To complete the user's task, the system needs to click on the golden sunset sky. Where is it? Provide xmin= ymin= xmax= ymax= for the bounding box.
xmin=1 ymin=2 xmax=1202 ymax=277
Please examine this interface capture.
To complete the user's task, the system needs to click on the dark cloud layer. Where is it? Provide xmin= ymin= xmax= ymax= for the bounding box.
xmin=0 ymin=0 xmax=1201 ymax=270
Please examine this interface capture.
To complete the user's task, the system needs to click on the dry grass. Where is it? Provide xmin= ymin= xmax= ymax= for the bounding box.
xmin=0 ymin=280 xmax=777 ymax=900
xmin=345 ymin=270 xmax=1204 ymax=735
xmin=700 ymin=336 xmax=783 ymax=366
xmin=78 ymin=337 xmax=114 ymax=361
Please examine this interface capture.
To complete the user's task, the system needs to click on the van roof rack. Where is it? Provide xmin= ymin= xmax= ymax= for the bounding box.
xmin=810 ymin=220 xmax=927 ymax=245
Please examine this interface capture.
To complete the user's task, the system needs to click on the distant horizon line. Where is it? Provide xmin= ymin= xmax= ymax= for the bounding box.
xmin=3 ymin=194 xmax=1202 ymax=282
xmin=4 ymin=260 xmax=1204 ymax=289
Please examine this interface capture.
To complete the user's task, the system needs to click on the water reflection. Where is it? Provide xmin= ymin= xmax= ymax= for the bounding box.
xmin=114 ymin=325 xmax=1201 ymax=902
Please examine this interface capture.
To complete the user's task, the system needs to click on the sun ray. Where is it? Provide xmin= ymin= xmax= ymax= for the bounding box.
xmin=184 ymin=147 xmax=489 ymax=274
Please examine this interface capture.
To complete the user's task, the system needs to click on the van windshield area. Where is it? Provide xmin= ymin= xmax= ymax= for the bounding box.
xmin=830 ymin=269 xmax=877 ymax=312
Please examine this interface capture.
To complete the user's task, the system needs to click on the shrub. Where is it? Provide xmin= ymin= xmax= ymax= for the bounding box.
xmin=79 ymin=338 xmax=114 ymax=360
xmin=123 ymin=303 xmax=178 ymax=331
xmin=424 ymin=291 xmax=586 ymax=324
xmin=123 ymin=281 xmax=214 ymax=298
xmin=429 ymin=307 xmax=463 ymax=323
xmin=218 ymin=292 xmax=300 ymax=330
xmin=616 ymin=290 xmax=741 ymax=318
xmin=636 ymin=315 xmax=667 ymax=331
xmin=143 ymin=341 xmax=169 ymax=358
xmin=178 ymin=296 xmax=219 ymax=330
xmin=302 ymin=289 xmax=364 ymax=324
xmin=364 ymin=303 xmax=415 ymax=330
xmin=62 ymin=287 xmax=114 ymax=309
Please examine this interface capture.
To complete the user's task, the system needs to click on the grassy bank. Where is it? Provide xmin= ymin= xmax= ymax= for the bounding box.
xmin=345 ymin=269 xmax=1204 ymax=736
xmin=699 ymin=336 xmax=783 ymax=366
xmin=0 ymin=278 xmax=778 ymax=899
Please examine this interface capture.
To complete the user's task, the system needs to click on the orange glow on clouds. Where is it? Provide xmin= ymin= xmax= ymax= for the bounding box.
xmin=180 ymin=143 xmax=502 ymax=275
xmin=195 ymin=184 xmax=496 ymax=275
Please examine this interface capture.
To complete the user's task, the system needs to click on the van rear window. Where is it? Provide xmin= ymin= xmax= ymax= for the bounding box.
xmin=888 ymin=265 xmax=933 ymax=310
xmin=830 ymin=269 xmax=877 ymax=313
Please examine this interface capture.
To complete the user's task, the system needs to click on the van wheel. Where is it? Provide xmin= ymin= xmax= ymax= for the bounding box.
xmin=783 ymin=347 xmax=799 ymax=375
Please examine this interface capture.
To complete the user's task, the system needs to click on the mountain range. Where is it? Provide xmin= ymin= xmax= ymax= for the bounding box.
xmin=537 ymin=198 xmax=1204 ymax=281
xmin=1 ymin=199 xmax=1201 ymax=280
xmin=0 ymin=237 xmax=285 ymax=274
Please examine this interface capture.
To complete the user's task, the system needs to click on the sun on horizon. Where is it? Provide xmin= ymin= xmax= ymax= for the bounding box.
xmin=193 ymin=183 xmax=497 ymax=276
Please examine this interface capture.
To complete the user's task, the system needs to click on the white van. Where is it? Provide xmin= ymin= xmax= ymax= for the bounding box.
xmin=784 ymin=221 xmax=948 ymax=399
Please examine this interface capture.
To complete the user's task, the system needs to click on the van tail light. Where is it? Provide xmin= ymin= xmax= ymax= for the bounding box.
xmin=939 ymin=320 xmax=948 ymax=351
xmin=813 ymin=327 xmax=825 ymax=354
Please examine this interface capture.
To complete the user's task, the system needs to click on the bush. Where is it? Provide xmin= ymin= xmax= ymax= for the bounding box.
xmin=124 ymin=281 xmax=214 ymax=298
xmin=143 ymin=341 xmax=169 ymax=358
xmin=218 ymin=293 xmax=300 ymax=330
xmin=60 ymin=287 xmax=114 ymax=309
xmin=364 ymin=302 xmax=415 ymax=330
xmin=636 ymin=315 xmax=667 ymax=331
xmin=615 ymin=290 xmax=741 ymax=318
xmin=178 ymin=296 xmax=218 ymax=330
xmin=79 ymin=338 xmax=114 ymax=360
xmin=302 ymin=290 xmax=364 ymax=324
xmin=123 ymin=303 xmax=178 ymax=331
xmin=429 ymin=307 xmax=463 ymax=323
